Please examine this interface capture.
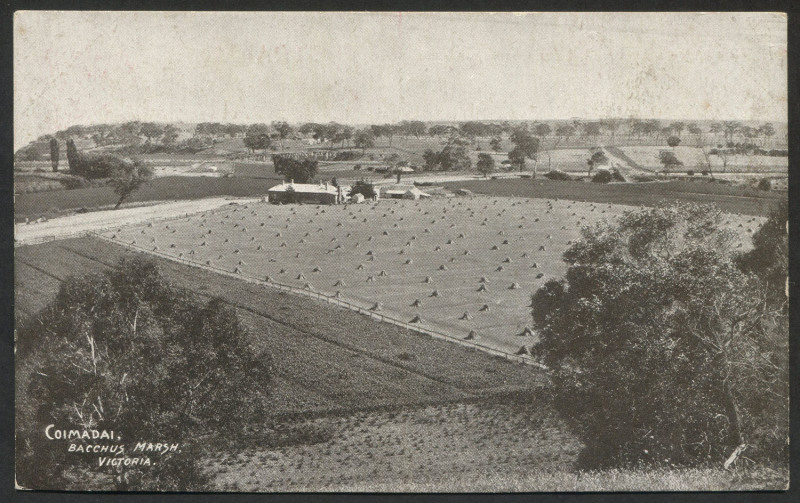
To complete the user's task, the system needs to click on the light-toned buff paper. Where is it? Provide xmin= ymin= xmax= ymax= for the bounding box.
xmin=14 ymin=11 xmax=788 ymax=492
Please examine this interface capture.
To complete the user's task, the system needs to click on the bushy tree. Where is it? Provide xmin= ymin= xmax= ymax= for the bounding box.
xmin=353 ymin=129 xmax=375 ymax=152
xmin=348 ymin=179 xmax=376 ymax=199
xmin=509 ymin=128 xmax=540 ymax=174
xmin=587 ymin=149 xmax=608 ymax=177
xmin=658 ymin=150 xmax=683 ymax=176
xmin=531 ymin=203 xmax=788 ymax=469
xmin=476 ymin=153 xmax=495 ymax=178
xmin=489 ymin=136 xmax=503 ymax=152
xmin=109 ymin=159 xmax=154 ymax=209
xmin=272 ymin=155 xmax=318 ymax=183
xmin=16 ymin=257 xmax=273 ymax=490
xmin=667 ymin=135 xmax=682 ymax=148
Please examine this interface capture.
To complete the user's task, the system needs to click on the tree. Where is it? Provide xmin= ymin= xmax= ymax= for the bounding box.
xmin=534 ymin=123 xmax=552 ymax=138
xmin=271 ymin=121 xmax=294 ymax=150
xmin=489 ymin=136 xmax=503 ymax=152
xmin=509 ymin=128 xmax=540 ymax=176
xmin=581 ymin=121 xmax=602 ymax=139
xmin=109 ymin=159 xmax=153 ymax=209
xmin=139 ymin=123 xmax=164 ymax=143
xmin=243 ymin=126 xmax=271 ymax=155
xmin=162 ymin=125 xmax=180 ymax=146
xmin=476 ymin=153 xmax=495 ymax=178
xmin=508 ymin=148 xmax=526 ymax=172
xmin=15 ymin=257 xmax=274 ymax=490
xmin=586 ymin=149 xmax=608 ymax=178
xmin=272 ymin=155 xmax=318 ymax=183
xmin=555 ymin=124 xmax=576 ymax=142
xmin=531 ymin=203 xmax=788 ymax=469
xmin=49 ymin=138 xmax=59 ymax=172
xmin=736 ymin=201 xmax=788 ymax=306
xmin=348 ymin=179 xmax=376 ymax=199
xmin=353 ymin=129 xmax=375 ymax=152
xmin=670 ymin=121 xmax=686 ymax=137
xmin=66 ymin=138 xmax=82 ymax=173
xmin=667 ymin=135 xmax=681 ymax=149
xmin=658 ymin=150 xmax=683 ymax=176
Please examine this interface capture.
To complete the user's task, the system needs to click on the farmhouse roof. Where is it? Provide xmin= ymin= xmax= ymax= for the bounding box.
xmin=268 ymin=182 xmax=338 ymax=194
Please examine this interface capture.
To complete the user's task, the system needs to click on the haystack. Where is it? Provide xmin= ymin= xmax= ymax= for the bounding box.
xmin=410 ymin=315 xmax=422 ymax=323
xmin=464 ymin=330 xmax=478 ymax=340
xmin=439 ymin=264 xmax=448 ymax=271
xmin=424 ymin=276 xmax=433 ymax=283
xmin=515 ymin=346 xmax=529 ymax=355
xmin=370 ymin=302 xmax=383 ymax=311
xmin=334 ymin=279 xmax=346 ymax=287
xmin=297 ymin=273 xmax=305 ymax=280
xmin=509 ymin=282 xmax=521 ymax=289
xmin=411 ymin=299 xmax=422 ymax=307
xmin=477 ymin=284 xmax=488 ymax=292
xmin=536 ymin=272 xmax=545 ymax=279
xmin=518 ymin=327 xmax=534 ymax=337
xmin=430 ymin=290 xmax=440 ymax=297
xmin=460 ymin=311 xmax=473 ymax=320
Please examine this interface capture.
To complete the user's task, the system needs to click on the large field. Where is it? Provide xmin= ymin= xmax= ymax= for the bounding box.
xmin=96 ymin=195 xmax=760 ymax=357
xmin=16 ymin=236 xmax=544 ymax=417
xmin=442 ymin=178 xmax=785 ymax=217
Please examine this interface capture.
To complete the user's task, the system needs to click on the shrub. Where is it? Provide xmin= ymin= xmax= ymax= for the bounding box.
xmin=686 ymin=170 xmax=694 ymax=176
xmin=353 ymin=164 xmax=361 ymax=170
xmin=591 ymin=168 xmax=613 ymax=184
xmin=757 ymin=178 xmax=772 ymax=191
xmin=58 ymin=174 xmax=91 ymax=189
xmin=543 ymin=169 xmax=572 ymax=181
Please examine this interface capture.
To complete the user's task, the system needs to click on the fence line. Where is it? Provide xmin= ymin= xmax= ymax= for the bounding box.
xmin=90 ymin=231 xmax=543 ymax=367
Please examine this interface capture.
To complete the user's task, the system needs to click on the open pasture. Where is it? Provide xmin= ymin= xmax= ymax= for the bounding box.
xmin=100 ymin=195 xmax=760 ymax=356
xmin=617 ymin=146 xmax=788 ymax=173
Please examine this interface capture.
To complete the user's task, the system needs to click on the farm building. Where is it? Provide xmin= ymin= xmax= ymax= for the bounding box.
xmin=380 ymin=185 xmax=431 ymax=200
xmin=267 ymin=182 xmax=341 ymax=205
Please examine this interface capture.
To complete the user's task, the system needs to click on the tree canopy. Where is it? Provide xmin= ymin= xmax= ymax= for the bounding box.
xmin=272 ymin=155 xmax=318 ymax=183
xmin=16 ymin=257 xmax=274 ymax=490
xmin=531 ymin=203 xmax=788 ymax=469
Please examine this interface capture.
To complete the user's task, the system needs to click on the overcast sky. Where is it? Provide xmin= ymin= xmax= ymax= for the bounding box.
xmin=14 ymin=11 xmax=787 ymax=149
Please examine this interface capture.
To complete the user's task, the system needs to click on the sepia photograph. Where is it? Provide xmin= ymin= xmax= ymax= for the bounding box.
xmin=13 ymin=11 xmax=789 ymax=492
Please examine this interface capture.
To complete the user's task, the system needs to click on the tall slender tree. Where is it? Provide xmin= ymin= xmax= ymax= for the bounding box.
xmin=49 ymin=137 xmax=59 ymax=172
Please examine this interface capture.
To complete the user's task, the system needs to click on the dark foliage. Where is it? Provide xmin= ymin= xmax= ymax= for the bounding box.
xmin=16 ymin=257 xmax=274 ymax=490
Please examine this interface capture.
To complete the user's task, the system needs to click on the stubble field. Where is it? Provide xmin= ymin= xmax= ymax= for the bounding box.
xmin=98 ymin=195 xmax=760 ymax=356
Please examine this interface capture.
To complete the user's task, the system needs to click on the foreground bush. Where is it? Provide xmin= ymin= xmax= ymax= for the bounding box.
xmin=531 ymin=202 xmax=788 ymax=469
xmin=16 ymin=257 xmax=274 ymax=490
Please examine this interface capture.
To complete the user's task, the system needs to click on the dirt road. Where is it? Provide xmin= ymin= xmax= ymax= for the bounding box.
xmin=14 ymin=197 xmax=262 ymax=245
